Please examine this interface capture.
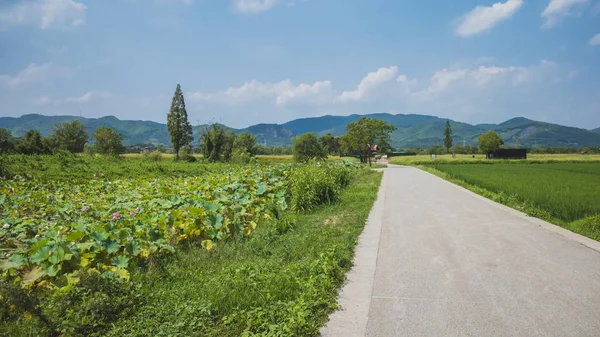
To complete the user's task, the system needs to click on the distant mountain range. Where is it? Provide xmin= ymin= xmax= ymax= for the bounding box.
xmin=1 ymin=113 xmax=600 ymax=148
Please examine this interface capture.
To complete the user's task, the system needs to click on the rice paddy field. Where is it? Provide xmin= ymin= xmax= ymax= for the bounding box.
xmin=389 ymin=153 xmax=600 ymax=166
xmin=423 ymin=162 xmax=600 ymax=240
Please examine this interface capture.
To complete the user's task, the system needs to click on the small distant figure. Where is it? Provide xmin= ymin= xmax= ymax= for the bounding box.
xmin=472 ymin=155 xmax=475 ymax=158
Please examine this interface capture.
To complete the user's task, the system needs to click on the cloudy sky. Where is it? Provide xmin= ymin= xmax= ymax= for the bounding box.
xmin=0 ymin=0 xmax=599 ymax=129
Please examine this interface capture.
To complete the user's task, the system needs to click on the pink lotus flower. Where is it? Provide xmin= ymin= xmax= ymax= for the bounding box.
xmin=136 ymin=207 xmax=140 ymax=213
xmin=112 ymin=212 xmax=120 ymax=220
xmin=130 ymin=212 xmax=136 ymax=216
xmin=81 ymin=206 xmax=87 ymax=211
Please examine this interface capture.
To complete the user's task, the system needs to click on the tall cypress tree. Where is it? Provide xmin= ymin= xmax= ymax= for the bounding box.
xmin=167 ymin=84 xmax=193 ymax=160
xmin=443 ymin=120 xmax=453 ymax=153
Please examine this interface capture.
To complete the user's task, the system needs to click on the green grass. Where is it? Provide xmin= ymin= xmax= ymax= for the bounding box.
xmin=1 ymin=165 xmax=382 ymax=336
xmin=0 ymin=154 xmax=228 ymax=183
xmin=389 ymin=153 xmax=600 ymax=166
xmin=255 ymin=155 xmax=360 ymax=165
xmin=108 ymin=169 xmax=381 ymax=336
xmin=422 ymin=163 xmax=600 ymax=241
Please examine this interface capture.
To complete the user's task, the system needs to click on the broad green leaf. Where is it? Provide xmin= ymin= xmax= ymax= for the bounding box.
xmin=203 ymin=203 xmax=219 ymax=212
xmin=91 ymin=232 xmax=108 ymax=242
xmin=104 ymin=240 xmax=120 ymax=254
xmin=44 ymin=264 xmax=58 ymax=277
xmin=209 ymin=214 xmax=223 ymax=229
xmin=8 ymin=254 xmax=26 ymax=268
xmin=30 ymin=246 xmax=52 ymax=264
xmin=112 ymin=268 xmax=130 ymax=280
xmin=66 ymin=230 xmax=85 ymax=242
xmin=125 ymin=241 xmax=142 ymax=256
xmin=255 ymin=182 xmax=267 ymax=195
xmin=111 ymin=255 xmax=129 ymax=269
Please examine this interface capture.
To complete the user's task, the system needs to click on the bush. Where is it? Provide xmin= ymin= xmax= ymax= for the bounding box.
xmin=142 ymin=150 xmax=162 ymax=161
xmin=288 ymin=164 xmax=353 ymax=212
xmin=179 ymin=147 xmax=196 ymax=162
xmin=231 ymin=148 xmax=251 ymax=164
xmin=42 ymin=271 xmax=140 ymax=337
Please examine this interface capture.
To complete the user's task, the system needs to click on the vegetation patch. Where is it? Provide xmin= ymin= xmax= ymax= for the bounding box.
xmin=1 ymin=165 xmax=381 ymax=336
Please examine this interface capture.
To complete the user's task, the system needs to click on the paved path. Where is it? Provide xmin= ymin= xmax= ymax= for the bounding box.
xmin=321 ymin=165 xmax=600 ymax=337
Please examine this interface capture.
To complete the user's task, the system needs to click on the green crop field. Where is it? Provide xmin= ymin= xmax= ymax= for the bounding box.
xmin=424 ymin=163 xmax=600 ymax=240
xmin=0 ymin=154 xmax=382 ymax=336
xmin=389 ymin=153 xmax=600 ymax=166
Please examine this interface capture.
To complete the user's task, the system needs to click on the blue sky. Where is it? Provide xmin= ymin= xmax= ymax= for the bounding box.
xmin=0 ymin=0 xmax=599 ymax=129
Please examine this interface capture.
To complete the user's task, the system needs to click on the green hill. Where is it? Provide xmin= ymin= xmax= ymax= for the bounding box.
xmin=1 ymin=113 xmax=600 ymax=148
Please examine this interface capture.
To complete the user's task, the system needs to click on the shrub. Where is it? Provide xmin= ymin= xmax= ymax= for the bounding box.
xmin=142 ymin=150 xmax=162 ymax=161
xmin=179 ymin=146 xmax=196 ymax=162
xmin=231 ymin=148 xmax=251 ymax=164
xmin=288 ymin=164 xmax=353 ymax=212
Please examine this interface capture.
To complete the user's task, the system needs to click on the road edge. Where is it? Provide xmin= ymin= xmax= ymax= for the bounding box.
xmin=319 ymin=169 xmax=388 ymax=337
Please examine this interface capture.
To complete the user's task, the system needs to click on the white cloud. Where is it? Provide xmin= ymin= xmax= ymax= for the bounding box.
xmin=416 ymin=69 xmax=468 ymax=96
xmin=339 ymin=66 xmax=398 ymax=102
xmin=541 ymin=0 xmax=589 ymax=28
xmin=65 ymin=91 xmax=112 ymax=103
xmin=182 ymin=60 xmax=562 ymax=127
xmin=0 ymin=63 xmax=72 ymax=87
xmin=276 ymin=81 xmax=332 ymax=105
xmin=455 ymin=0 xmax=523 ymax=37
xmin=589 ymin=33 xmax=600 ymax=46
xmin=190 ymin=79 xmax=332 ymax=106
xmin=233 ymin=0 xmax=278 ymax=14
xmin=34 ymin=96 xmax=52 ymax=105
xmin=415 ymin=60 xmax=555 ymax=98
xmin=0 ymin=0 xmax=87 ymax=30
xmin=470 ymin=65 xmax=529 ymax=86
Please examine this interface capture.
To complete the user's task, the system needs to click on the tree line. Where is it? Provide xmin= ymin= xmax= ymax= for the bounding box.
xmin=0 ymin=122 xmax=124 ymax=156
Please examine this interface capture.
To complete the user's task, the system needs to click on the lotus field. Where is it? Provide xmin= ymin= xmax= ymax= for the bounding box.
xmin=0 ymin=164 xmax=350 ymax=290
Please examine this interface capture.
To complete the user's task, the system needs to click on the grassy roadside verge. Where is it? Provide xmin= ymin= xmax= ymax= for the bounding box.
xmin=3 ymin=168 xmax=382 ymax=336
xmin=107 ymin=169 xmax=382 ymax=336
xmin=417 ymin=165 xmax=600 ymax=241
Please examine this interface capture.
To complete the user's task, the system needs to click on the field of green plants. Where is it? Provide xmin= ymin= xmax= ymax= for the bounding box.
xmin=425 ymin=163 xmax=600 ymax=240
xmin=0 ymin=154 xmax=381 ymax=336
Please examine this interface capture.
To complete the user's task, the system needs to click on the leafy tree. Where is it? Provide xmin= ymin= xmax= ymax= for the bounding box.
xmin=319 ymin=133 xmax=341 ymax=155
xmin=167 ymin=84 xmax=193 ymax=160
xmin=0 ymin=128 xmax=15 ymax=154
xmin=16 ymin=130 xmax=48 ymax=155
xmin=52 ymin=120 xmax=88 ymax=153
xmin=478 ymin=131 xmax=504 ymax=154
xmin=340 ymin=117 xmax=396 ymax=163
xmin=93 ymin=126 xmax=125 ymax=156
xmin=223 ymin=131 xmax=236 ymax=162
xmin=427 ymin=145 xmax=445 ymax=155
xmin=443 ymin=120 xmax=453 ymax=153
xmin=199 ymin=124 xmax=235 ymax=162
xmin=292 ymin=133 xmax=327 ymax=163
xmin=233 ymin=131 xmax=258 ymax=156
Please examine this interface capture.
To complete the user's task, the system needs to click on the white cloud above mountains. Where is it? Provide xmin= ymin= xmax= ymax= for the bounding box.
xmin=190 ymin=79 xmax=333 ymax=106
xmin=190 ymin=60 xmax=558 ymax=109
xmin=0 ymin=63 xmax=72 ymax=87
xmin=339 ymin=66 xmax=399 ymax=102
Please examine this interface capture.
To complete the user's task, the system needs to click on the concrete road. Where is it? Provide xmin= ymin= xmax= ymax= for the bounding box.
xmin=321 ymin=165 xmax=600 ymax=337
